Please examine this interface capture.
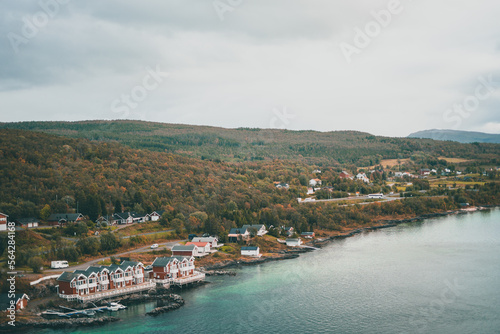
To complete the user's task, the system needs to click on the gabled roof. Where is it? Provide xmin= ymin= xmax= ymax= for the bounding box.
xmin=152 ymin=257 xmax=176 ymax=267
xmin=0 ymin=212 xmax=9 ymax=217
xmin=149 ymin=210 xmax=165 ymax=216
xmin=241 ymin=224 xmax=265 ymax=231
xmin=74 ymin=266 xmax=103 ymax=277
xmin=47 ymin=213 xmax=83 ymax=221
xmin=57 ymin=271 xmax=81 ymax=282
xmin=130 ymin=212 xmax=146 ymax=219
xmin=152 ymin=256 xmax=191 ymax=267
xmin=192 ymin=236 xmax=217 ymax=242
xmin=241 ymin=246 xmax=259 ymax=251
xmin=171 ymin=244 xmax=197 ymax=251
xmin=228 ymin=227 xmax=249 ymax=235
xmin=301 ymin=232 xmax=314 ymax=235
xmin=186 ymin=242 xmax=209 ymax=247
xmin=113 ymin=212 xmax=131 ymax=220
xmin=16 ymin=217 xmax=40 ymax=224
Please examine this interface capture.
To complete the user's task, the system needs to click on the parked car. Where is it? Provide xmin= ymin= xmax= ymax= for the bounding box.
xmin=150 ymin=244 xmax=159 ymax=249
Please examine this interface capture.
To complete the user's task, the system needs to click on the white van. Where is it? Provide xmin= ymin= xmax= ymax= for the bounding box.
xmin=51 ymin=260 xmax=69 ymax=269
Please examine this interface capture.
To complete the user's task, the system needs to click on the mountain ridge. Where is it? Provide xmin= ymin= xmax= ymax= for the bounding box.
xmin=408 ymin=129 xmax=500 ymax=144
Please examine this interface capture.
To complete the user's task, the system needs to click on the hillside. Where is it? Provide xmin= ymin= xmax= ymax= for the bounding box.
xmin=408 ymin=129 xmax=500 ymax=144
xmin=1 ymin=121 xmax=499 ymax=167
xmin=1 ymin=128 xmax=499 ymax=269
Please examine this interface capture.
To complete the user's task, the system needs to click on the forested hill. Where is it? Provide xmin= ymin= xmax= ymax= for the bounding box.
xmin=1 ymin=128 xmax=499 ymax=238
xmin=408 ymin=129 xmax=500 ymax=144
xmin=1 ymin=121 xmax=499 ymax=167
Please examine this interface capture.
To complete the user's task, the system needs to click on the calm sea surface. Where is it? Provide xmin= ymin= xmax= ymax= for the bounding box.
xmin=40 ymin=209 xmax=500 ymax=334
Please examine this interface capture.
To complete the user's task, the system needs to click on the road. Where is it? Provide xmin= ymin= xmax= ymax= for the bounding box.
xmin=308 ymin=194 xmax=403 ymax=204
xmin=45 ymin=239 xmax=184 ymax=273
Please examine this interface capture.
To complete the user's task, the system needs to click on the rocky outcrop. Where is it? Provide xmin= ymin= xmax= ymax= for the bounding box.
xmin=200 ymin=269 xmax=237 ymax=276
xmin=146 ymin=294 xmax=184 ymax=316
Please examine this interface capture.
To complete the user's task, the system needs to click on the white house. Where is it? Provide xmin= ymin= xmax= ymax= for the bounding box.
xmin=309 ymin=178 xmax=322 ymax=187
xmin=192 ymin=236 xmax=219 ymax=248
xmin=356 ymin=173 xmax=370 ymax=183
xmin=148 ymin=210 xmax=165 ymax=222
xmin=241 ymin=246 xmax=261 ymax=257
xmin=241 ymin=224 xmax=268 ymax=236
xmin=185 ymin=242 xmax=211 ymax=255
xmin=286 ymin=238 xmax=302 ymax=247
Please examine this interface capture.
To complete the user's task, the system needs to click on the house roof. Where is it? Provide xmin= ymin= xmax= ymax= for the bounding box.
xmin=113 ymin=212 xmax=131 ymax=220
xmin=286 ymin=238 xmax=301 ymax=242
xmin=241 ymin=246 xmax=259 ymax=251
xmin=172 ymin=244 xmax=197 ymax=252
xmin=192 ymin=237 xmax=217 ymax=243
xmin=301 ymin=232 xmax=314 ymax=235
xmin=152 ymin=257 xmax=177 ymax=267
xmin=130 ymin=212 xmax=146 ymax=219
xmin=283 ymin=227 xmax=294 ymax=231
xmin=186 ymin=242 xmax=209 ymax=247
xmin=16 ymin=217 xmax=40 ymax=224
xmin=228 ymin=227 xmax=249 ymax=235
xmin=47 ymin=213 xmax=83 ymax=221
xmin=0 ymin=212 xmax=9 ymax=217
xmin=152 ymin=256 xmax=191 ymax=267
xmin=57 ymin=271 xmax=81 ymax=282
xmin=241 ymin=224 xmax=265 ymax=231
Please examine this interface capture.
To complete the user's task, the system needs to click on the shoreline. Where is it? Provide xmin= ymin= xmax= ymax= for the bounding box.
xmin=205 ymin=206 xmax=498 ymax=271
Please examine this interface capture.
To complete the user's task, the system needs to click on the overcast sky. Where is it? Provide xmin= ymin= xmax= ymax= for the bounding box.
xmin=1 ymin=0 xmax=499 ymax=137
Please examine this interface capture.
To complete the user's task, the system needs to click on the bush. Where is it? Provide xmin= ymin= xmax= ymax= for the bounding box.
xmin=28 ymin=256 xmax=44 ymax=273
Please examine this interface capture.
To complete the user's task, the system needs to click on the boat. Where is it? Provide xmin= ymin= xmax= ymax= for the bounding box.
xmin=106 ymin=302 xmax=127 ymax=311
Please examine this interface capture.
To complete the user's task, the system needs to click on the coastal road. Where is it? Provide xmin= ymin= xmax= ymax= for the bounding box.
xmin=45 ymin=239 xmax=184 ymax=273
xmin=309 ymin=194 xmax=403 ymax=204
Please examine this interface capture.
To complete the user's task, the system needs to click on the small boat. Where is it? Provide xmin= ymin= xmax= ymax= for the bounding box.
xmin=106 ymin=302 xmax=126 ymax=311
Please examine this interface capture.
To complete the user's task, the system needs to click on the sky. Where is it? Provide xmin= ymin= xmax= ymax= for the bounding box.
xmin=0 ymin=0 xmax=499 ymax=137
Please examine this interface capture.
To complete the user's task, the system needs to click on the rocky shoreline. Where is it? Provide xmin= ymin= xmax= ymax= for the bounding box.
xmin=0 ymin=316 xmax=120 ymax=332
xmin=203 ymin=253 xmax=300 ymax=271
xmin=0 ymin=292 xmax=185 ymax=331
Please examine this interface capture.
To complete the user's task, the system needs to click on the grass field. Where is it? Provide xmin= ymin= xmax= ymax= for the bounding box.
xmin=437 ymin=157 xmax=470 ymax=163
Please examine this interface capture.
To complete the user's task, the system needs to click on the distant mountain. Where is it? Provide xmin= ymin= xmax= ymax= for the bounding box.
xmin=408 ymin=129 xmax=500 ymax=144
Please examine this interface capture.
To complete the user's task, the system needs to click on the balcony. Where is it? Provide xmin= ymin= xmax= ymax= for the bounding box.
xmin=171 ymin=271 xmax=205 ymax=286
xmin=59 ymin=281 xmax=156 ymax=302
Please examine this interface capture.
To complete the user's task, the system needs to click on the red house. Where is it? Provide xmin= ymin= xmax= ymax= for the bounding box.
xmin=57 ymin=260 xmax=148 ymax=301
xmin=0 ymin=212 xmax=8 ymax=231
xmin=150 ymin=256 xmax=196 ymax=280
xmin=171 ymin=244 xmax=199 ymax=257
xmin=0 ymin=293 xmax=29 ymax=311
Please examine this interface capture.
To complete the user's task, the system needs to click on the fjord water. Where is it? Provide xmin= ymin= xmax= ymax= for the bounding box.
xmin=48 ymin=209 xmax=500 ymax=334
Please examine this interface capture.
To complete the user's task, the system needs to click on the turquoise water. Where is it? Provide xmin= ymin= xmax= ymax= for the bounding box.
xmin=41 ymin=209 xmax=500 ymax=334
